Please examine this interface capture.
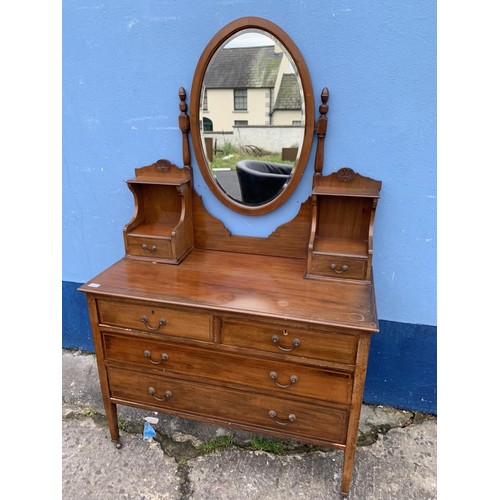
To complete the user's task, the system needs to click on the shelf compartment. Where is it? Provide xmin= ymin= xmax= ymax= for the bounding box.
xmin=306 ymin=169 xmax=381 ymax=282
xmin=123 ymin=160 xmax=194 ymax=264
xmin=312 ymin=237 xmax=368 ymax=258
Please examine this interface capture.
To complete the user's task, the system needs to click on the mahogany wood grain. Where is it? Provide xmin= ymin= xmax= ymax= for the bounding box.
xmin=126 ymin=236 xmax=174 ymax=261
xmin=314 ymin=88 xmax=330 ymax=176
xmin=102 ymin=331 xmax=354 ymax=405
xmin=192 ymin=191 xmax=313 ymax=259
xmin=171 ymin=182 xmax=194 ymax=261
xmin=341 ymin=333 xmax=371 ymax=495
xmin=123 ymin=161 xmax=194 ymax=264
xmin=307 ymin=169 xmax=382 ymax=282
xmin=80 ymin=251 xmax=378 ymax=332
xmin=107 ymin=366 xmax=349 ymax=445
xmin=178 ymin=87 xmax=191 ymax=168
xmin=220 ymin=318 xmax=359 ymax=364
xmin=313 ymin=169 xmax=382 ymax=198
xmin=85 ymin=296 xmax=120 ymax=444
xmin=316 ymin=196 xmax=372 ymax=242
xmin=127 ymin=161 xmax=191 ymax=185
xmin=308 ymin=254 xmax=368 ymax=281
xmin=97 ymin=299 xmax=213 ymax=341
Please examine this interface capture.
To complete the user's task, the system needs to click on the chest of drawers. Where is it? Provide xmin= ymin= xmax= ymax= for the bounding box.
xmin=79 ymin=248 xmax=377 ymax=496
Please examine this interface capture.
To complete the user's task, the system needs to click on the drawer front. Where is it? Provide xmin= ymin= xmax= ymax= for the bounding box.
xmin=107 ymin=366 xmax=349 ymax=445
xmin=126 ymin=236 xmax=173 ymax=260
xmin=221 ymin=319 xmax=358 ymax=365
xmin=97 ymin=300 xmax=212 ymax=341
xmin=103 ymin=332 xmax=353 ymax=405
xmin=310 ymin=254 xmax=367 ymax=280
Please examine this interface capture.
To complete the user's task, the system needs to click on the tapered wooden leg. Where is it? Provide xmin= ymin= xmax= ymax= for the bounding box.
xmin=340 ymin=333 xmax=371 ymax=495
xmin=86 ymin=295 xmax=122 ymax=449
xmin=104 ymin=399 xmax=121 ymax=448
xmin=341 ymin=446 xmax=355 ymax=496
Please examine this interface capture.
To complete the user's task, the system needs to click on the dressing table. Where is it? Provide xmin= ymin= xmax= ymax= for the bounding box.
xmin=78 ymin=17 xmax=381 ymax=496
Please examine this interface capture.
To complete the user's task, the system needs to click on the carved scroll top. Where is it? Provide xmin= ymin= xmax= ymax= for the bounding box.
xmin=336 ymin=168 xmax=356 ymax=182
xmin=155 ymin=159 xmax=177 ymax=172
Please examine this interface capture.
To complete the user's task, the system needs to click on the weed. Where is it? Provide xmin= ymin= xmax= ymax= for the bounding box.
xmin=221 ymin=142 xmax=236 ymax=156
xmin=81 ymin=407 xmax=97 ymax=417
xmin=197 ymin=435 xmax=234 ymax=454
xmin=250 ymin=436 xmax=284 ymax=455
xmin=117 ymin=418 xmax=129 ymax=430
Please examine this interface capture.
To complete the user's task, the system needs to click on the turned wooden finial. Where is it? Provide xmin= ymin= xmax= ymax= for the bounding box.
xmin=318 ymin=88 xmax=329 ymax=123
xmin=178 ymin=87 xmax=191 ymax=167
xmin=314 ymin=88 xmax=330 ymax=176
xmin=178 ymin=87 xmax=187 ymax=112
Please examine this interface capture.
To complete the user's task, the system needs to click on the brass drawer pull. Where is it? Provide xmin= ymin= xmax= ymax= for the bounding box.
xmin=143 ymin=350 xmax=169 ymax=364
xmin=269 ymin=371 xmax=298 ymax=388
xmin=271 ymin=334 xmax=301 ymax=352
xmin=330 ymin=263 xmax=348 ymax=274
xmin=268 ymin=410 xmax=296 ymax=426
xmin=141 ymin=315 xmax=167 ymax=331
xmin=148 ymin=387 xmax=172 ymax=401
xmin=142 ymin=244 xmax=157 ymax=253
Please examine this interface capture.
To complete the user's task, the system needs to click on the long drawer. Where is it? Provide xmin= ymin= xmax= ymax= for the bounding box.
xmin=102 ymin=332 xmax=353 ymax=405
xmin=221 ymin=318 xmax=358 ymax=364
xmin=96 ymin=299 xmax=212 ymax=341
xmin=107 ymin=366 xmax=349 ymax=445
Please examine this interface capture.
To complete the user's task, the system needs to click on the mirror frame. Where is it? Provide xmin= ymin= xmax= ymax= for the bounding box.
xmin=190 ymin=17 xmax=315 ymax=215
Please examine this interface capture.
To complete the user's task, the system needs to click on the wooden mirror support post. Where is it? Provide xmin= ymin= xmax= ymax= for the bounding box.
xmin=78 ymin=19 xmax=382 ymax=497
xmin=178 ymin=87 xmax=190 ymax=168
xmin=314 ymin=87 xmax=330 ymax=176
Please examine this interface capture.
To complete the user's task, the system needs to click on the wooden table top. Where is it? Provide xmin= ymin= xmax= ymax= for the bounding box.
xmin=79 ymin=249 xmax=378 ymax=332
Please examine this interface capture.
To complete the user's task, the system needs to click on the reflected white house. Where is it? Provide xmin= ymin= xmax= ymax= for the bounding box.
xmin=201 ymin=43 xmax=305 ymax=156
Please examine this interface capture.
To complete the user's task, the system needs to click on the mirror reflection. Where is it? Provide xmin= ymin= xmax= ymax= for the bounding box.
xmin=200 ymin=30 xmax=306 ymax=206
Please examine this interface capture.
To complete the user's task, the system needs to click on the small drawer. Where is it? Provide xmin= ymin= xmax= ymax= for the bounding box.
xmin=221 ymin=319 xmax=358 ymax=365
xmin=310 ymin=254 xmax=367 ymax=280
xmin=97 ymin=300 xmax=212 ymax=341
xmin=126 ymin=235 xmax=173 ymax=260
xmin=107 ymin=366 xmax=349 ymax=445
xmin=102 ymin=332 xmax=353 ymax=405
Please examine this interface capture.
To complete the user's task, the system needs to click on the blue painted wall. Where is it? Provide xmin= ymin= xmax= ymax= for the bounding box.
xmin=63 ymin=1 xmax=436 ymax=414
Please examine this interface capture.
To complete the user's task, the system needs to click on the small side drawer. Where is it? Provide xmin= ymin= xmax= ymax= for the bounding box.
xmin=126 ymin=235 xmax=173 ymax=260
xmin=310 ymin=254 xmax=367 ymax=280
xmin=102 ymin=332 xmax=353 ymax=405
xmin=97 ymin=299 xmax=212 ymax=341
xmin=107 ymin=366 xmax=349 ymax=445
xmin=221 ymin=319 xmax=358 ymax=365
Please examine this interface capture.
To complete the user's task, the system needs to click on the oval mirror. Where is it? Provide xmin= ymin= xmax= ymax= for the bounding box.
xmin=190 ymin=17 xmax=314 ymax=215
